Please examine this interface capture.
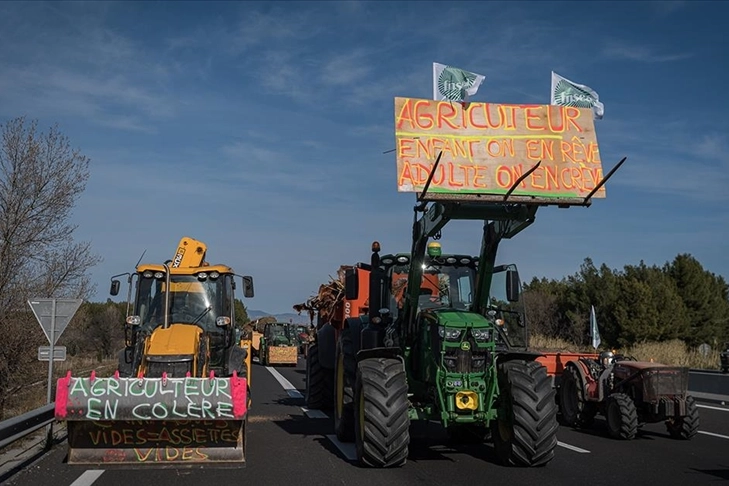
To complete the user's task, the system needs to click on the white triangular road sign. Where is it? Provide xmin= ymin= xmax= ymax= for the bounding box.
xmin=28 ymin=298 xmax=83 ymax=345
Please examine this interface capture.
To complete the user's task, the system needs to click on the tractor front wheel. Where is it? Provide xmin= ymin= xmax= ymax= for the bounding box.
xmin=492 ymin=360 xmax=558 ymax=467
xmin=666 ymin=395 xmax=699 ymax=440
xmin=354 ymin=357 xmax=410 ymax=468
xmin=334 ymin=329 xmax=357 ymax=442
xmin=605 ymin=393 xmax=638 ymax=440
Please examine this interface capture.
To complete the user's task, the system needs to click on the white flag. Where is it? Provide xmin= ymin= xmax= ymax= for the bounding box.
xmin=433 ymin=62 xmax=485 ymax=102
xmin=590 ymin=305 xmax=601 ymax=350
xmin=551 ymin=71 xmax=604 ymax=120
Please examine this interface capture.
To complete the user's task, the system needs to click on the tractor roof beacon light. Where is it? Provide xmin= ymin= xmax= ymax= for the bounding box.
xmin=427 ymin=242 xmax=442 ymax=257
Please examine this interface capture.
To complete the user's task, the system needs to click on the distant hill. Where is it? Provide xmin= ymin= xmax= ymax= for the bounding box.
xmin=247 ymin=309 xmax=311 ymax=325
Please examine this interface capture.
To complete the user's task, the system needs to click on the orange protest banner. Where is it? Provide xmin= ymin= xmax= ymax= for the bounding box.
xmin=395 ymin=97 xmax=604 ymax=203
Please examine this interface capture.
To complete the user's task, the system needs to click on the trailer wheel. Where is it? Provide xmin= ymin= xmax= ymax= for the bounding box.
xmin=354 ymin=357 xmax=410 ymax=468
xmin=666 ymin=395 xmax=699 ymax=440
xmin=306 ymin=344 xmax=333 ymax=410
xmin=606 ymin=392 xmax=638 ymax=440
xmin=334 ymin=329 xmax=356 ymax=442
xmin=559 ymin=365 xmax=597 ymax=428
xmin=492 ymin=360 xmax=558 ymax=467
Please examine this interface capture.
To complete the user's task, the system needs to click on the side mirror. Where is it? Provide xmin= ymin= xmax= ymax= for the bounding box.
xmin=110 ymin=279 xmax=121 ymax=296
xmin=345 ymin=268 xmax=359 ymax=300
xmin=242 ymin=276 xmax=254 ymax=298
xmin=506 ymin=269 xmax=520 ymax=302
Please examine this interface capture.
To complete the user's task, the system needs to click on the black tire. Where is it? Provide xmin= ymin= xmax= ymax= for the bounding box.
xmin=335 ymin=329 xmax=356 ymax=442
xmin=117 ymin=348 xmax=133 ymax=378
xmin=605 ymin=393 xmax=638 ymax=440
xmin=559 ymin=365 xmax=597 ymax=428
xmin=666 ymin=395 xmax=699 ymax=440
xmin=354 ymin=358 xmax=410 ymax=468
xmin=306 ymin=343 xmax=334 ymax=410
xmin=491 ymin=360 xmax=558 ymax=467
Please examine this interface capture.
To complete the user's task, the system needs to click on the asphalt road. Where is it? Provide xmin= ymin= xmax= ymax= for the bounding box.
xmin=5 ymin=356 xmax=729 ymax=486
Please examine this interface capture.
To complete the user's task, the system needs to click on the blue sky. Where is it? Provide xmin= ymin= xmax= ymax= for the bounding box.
xmin=0 ymin=1 xmax=727 ymax=314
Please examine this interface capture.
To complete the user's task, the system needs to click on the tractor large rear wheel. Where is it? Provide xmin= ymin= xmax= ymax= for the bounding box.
xmin=354 ymin=358 xmax=410 ymax=468
xmin=605 ymin=392 xmax=638 ymax=440
xmin=492 ymin=360 xmax=558 ymax=467
xmin=666 ymin=395 xmax=699 ymax=440
xmin=559 ymin=365 xmax=597 ymax=428
xmin=306 ymin=344 xmax=333 ymax=410
xmin=334 ymin=329 xmax=356 ymax=442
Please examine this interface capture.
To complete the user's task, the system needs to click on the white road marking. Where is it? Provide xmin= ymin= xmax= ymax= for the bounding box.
xmin=266 ymin=366 xmax=304 ymax=398
xmin=70 ymin=470 xmax=105 ymax=486
xmin=302 ymin=407 xmax=329 ymax=419
xmin=327 ymin=434 xmax=357 ymax=461
xmin=697 ymin=404 xmax=729 ymax=412
xmin=557 ymin=441 xmax=590 ymax=453
xmin=698 ymin=430 xmax=729 ymax=440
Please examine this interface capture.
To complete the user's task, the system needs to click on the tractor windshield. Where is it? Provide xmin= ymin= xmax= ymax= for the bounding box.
xmin=134 ymin=273 xmax=231 ymax=333
xmin=489 ymin=264 xmax=528 ymax=348
xmin=389 ymin=257 xmax=477 ymax=317
xmin=267 ymin=324 xmax=294 ymax=345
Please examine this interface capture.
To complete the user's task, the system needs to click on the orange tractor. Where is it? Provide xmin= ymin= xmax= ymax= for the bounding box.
xmin=294 ymin=265 xmax=371 ymax=410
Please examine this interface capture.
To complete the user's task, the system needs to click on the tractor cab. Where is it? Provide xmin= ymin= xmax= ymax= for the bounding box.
xmin=112 ymin=259 xmax=255 ymax=379
xmin=381 ymin=243 xmax=527 ymax=351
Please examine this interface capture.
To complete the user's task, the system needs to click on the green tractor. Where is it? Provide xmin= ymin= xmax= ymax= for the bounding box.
xmin=328 ymin=165 xmax=595 ymax=467
xmin=258 ymin=322 xmax=299 ymax=366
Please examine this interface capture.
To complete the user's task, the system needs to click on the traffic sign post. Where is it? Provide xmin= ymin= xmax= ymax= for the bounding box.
xmin=28 ymin=298 xmax=83 ymax=448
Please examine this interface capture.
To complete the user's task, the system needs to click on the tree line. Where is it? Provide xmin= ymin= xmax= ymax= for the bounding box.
xmin=523 ymin=255 xmax=729 ymax=349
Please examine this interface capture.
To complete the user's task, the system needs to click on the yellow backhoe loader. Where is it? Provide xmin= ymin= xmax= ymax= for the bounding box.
xmin=55 ymin=237 xmax=255 ymax=466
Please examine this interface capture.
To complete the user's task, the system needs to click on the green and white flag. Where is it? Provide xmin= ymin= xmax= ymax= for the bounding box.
xmin=433 ymin=62 xmax=485 ymax=102
xmin=551 ymin=71 xmax=604 ymax=120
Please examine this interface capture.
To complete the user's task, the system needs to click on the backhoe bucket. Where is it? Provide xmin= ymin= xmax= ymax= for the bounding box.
xmin=55 ymin=371 xmax=248 ymax=466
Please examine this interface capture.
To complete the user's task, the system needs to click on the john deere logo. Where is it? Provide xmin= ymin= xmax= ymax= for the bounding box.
xmin=460 ymin=341 xmax=470 ymax=351
xmin=438 ymin=67 xmax=477 ymax=101
xmin=553 ymin=80 xmax=596 ymax=108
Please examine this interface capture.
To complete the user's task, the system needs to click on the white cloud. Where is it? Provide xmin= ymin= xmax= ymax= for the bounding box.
xmin=602 ymin=42 xmax=692 ymax=63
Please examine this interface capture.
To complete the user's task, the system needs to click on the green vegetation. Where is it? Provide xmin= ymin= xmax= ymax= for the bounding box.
xmin=524 ymin=254 xmax=729 ymax=351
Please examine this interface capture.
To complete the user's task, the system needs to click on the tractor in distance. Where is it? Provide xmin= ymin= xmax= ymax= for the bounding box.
xmin=256 ymin=322 xmax=299 ymax=366
xmin=54 ymin=236 xmax=255 ymax=466
xmin=556 ymin=350 xmax=700 ymax=440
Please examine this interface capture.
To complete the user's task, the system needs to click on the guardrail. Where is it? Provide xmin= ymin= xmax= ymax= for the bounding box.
xmin=0 ymin=403 xmax=55 ymax=450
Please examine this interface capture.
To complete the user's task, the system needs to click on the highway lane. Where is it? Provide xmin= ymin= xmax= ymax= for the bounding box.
xmin=5 ymin=356 xmax=729 ymax=486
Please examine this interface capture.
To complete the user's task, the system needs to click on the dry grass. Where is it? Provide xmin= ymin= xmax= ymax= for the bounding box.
xmin=3 ymin=356 xmax=116 ymax=419
xmin=530 ymin=334 xmax=721 ymax=369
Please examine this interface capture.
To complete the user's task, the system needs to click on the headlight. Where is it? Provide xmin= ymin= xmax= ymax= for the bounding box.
xmin=126 ymin=315 xmax=141 ymax=325
xmin=154 ymin=271 xmax=164 ymax=279
xmin=438 ymin=326 xmax=462 ymax=341
xmin=209 ymin=271 xmax=220 ymax=279
xmin=197 ymin=272 xmax=207 ymax=280
xmin=397 ymin=256 xmax=409 ymax=263
xmin=471 ymin=329 xmax=491 ymax=341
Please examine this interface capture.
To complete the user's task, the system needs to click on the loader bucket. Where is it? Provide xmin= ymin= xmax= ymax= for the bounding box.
xmin=55 ymin=371 xmax=248 ymax=466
